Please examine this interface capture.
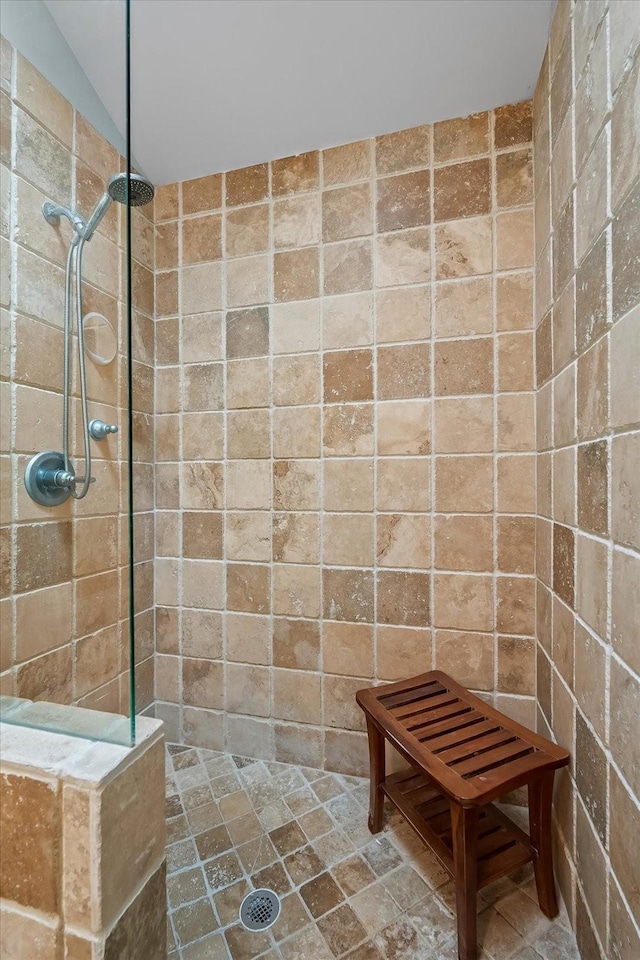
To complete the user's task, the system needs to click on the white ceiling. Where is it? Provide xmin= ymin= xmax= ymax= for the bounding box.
xmin=45 ymin=0 xmax=553 ymax=186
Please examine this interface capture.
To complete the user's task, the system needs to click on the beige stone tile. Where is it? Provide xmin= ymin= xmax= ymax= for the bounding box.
xmin=226 ymin=164 xmax=268 ymax=207
xmin=323 ymin=567 xmax=374 ymax=623
xmin=323 ymin=183 xmax=372 ymax=242
xmin=497 ymin=576 xmax=536 ymax=636
xmin=227 ymin=613 xmax=270 ymax=666
xmin=182 ymin=261 xmax=222 ymax=314
xmin=610 ymin=658 xmax=640 ymax=797
xmin=273 ymin=152 xmax=319 ymax=195
xmin=227 ymin=357 xmax=270 ymax=409
xmin=16 ymin=105 xmax=73 ymax=204
xmin=612 ymin=178 xmax=640 ymax=322
xmin=226 ymin=254 xmax=269 ymax=307
xmin=182 ymin=213 xmax=222 ymax=265
xmin=182 ymin=609 xmax=223 ymax=660
xmin=376 ymin=458 xmax=430 ymax=512
xmin=183 ymin=173 xmax=222 ymax=214
xmin=182 ymin=658 xmax=223 ymax=710
xmin=375 ymin=125 xmax=430 ymax=174
xmin=181 ymin=412 xmax=223 ymax=461
xmin=273 ymin=406 xmax=321 ymax=458
xmin=497 ymin=635 xmax=535 ymax=696
xmin=274 ymin=195 xmax=320 ymax=249
xmin=376 ymin=625 xmax=431 ymax=680
xmin=324 ymin=348 xmax=373 ymax=403
xmin=612 ymin=432 xmax=640 ymax=550
xmin=434 ymin=397 xmax=492 ymax=453
xmin=495 ymin=100 xmax=532 ymax=148
xmin=433 ymin=574 xmax=493 ymax=631
xmin=273 ymin=512 xmax=319 ymax=564
xmin=16 ymin=245 xmax=65 ymax=328
xmin=435 ymin=217 xmax=492 ymax=279
xmin=496 ymin=148 xmax=533 ymax=207
xmin=227 ymin=409 xmax=271 ymax=459
xmin=434 ymin=112 xmax=489 ymax=162
xmin=322 ymin=292 xmax=373 ymax=349
xmin=323 ymin=676 xmax=367 ymax=731
xmin=322 ymin=622 xmax=373 ymax=678
xmin=435 ymin=515 xmax=493 ymax=572
xmin=610 ymin=304 xmax=640 ymax=430
xmin=434 ymin=338 xmax=493 ymax=396
xmin=612 ymin=547 xmax=640 ymax=675
xmin=435 ymin=630 xmax=494 ymax=690
xmin=323 ymin=513 xmax=374 ymax=567
xmin=227 ymin=664 xmax=270 ymax=717
xmin=575 ymin=129 xmax=608 ymax=264
xmin=0 ymin=771 xmax=59 ymax=912
xmin=180 ymin=312 xmax=222 ymax=364
xmin=324 ymin=239 xmax=372 ymax=295
xmin=435 ymin=278 xmax=492 ymax=337
xmin=376 ymin=228 xmax=430 ymax=286
xmin=273 ymin=617 xmax=320 ymax=671
xmin=322 ymin=140 xmax=372 ymax=185
xmin=323 ymin=458 xmax=373 ymax=512
xmin=377 ymin=343 xmax=430 ymax=400
xmin=273 ymin=669 xmax=321 ymax=724
xmin=612 ymin=42 xmax=640 ymax=210
xmin=496 ymin=210 xmax=534 ymax=270
xmin=100 ymin=738 xmax=165 ymax=927
xmin=434 ymin=159 xmax=490 ymax=222
xmin=156 ymin=270 xmax=178 ymax=317
xmin=182 ymin=560 xmax=224 ymax=611
xmin=226 ymin=203 xmax=269 ymax=257
xmin=154 ymin=181 xmax=179 ymax=221
xmin=497 ymin=271 xmax=534 ymax=332
xmin=273 ymin=459 xmax=319 ymax=510
xmin=378 ymin=170 xmax=430 ymax=231
xmin=227 ymin=562 xmax=270 ymax=613
xmin=377 ymin=400 xmax=430 ymax=455
xmin=273 ymin=353 xmax=320 ymax=406
xmin=376 ymin=570 xmax=430 ymax=627
xmin=324 ymin=403 xmax=373 ymax=456
xmin=497 ymin=393 xmax=535 ymax=452
xmin=226 ymin=511 xmax=271 ymax=562
xmin=274 ymin=248 xmax=319 ymax=301
xmin=271 ymin=299 xmax=320 ymax=354
xmin=0 ymin=902 xmax=60 ymax=960
xmin=498 ymin=332 xmax=534 ymax=392
xmin=273 ymin=563 xmax=320 ymax=618
xmin=377 ymin=514 xmax=430 ymax=569
xmin=435 ymin=455 xmax=493 ymax=512
xmin=376 ymin=285 xmax=430 ymax=342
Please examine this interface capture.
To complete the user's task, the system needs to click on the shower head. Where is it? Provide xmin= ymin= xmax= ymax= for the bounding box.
xmin=82 ymin=172 xmax=155 ymax=241
xmin=107 ymin=172 xmax=155 ymax=207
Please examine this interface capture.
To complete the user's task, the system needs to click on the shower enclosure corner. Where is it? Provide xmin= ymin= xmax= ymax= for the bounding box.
xmin=0 ymin=0 xmax=153 ymax=746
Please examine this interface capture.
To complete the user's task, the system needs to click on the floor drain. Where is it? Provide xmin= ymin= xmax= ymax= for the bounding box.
xmin=240 ymin=888 xmax=281 ymax=931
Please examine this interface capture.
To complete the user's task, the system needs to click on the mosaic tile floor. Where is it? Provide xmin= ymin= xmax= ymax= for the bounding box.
xmin=165 ymin=744 xmax=579 ymax=960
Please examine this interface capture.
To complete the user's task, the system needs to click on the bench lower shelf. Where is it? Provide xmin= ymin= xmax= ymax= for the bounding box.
xmin=382 ymin=768 xmax=535 ymax=889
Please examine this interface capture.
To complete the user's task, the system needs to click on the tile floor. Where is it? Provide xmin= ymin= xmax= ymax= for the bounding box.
xmin=165 ymin=744 xmax=579 ymax=960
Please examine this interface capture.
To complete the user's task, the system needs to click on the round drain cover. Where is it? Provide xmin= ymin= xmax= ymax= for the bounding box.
xmin=240 ymin=888 xmax=281 ymax=931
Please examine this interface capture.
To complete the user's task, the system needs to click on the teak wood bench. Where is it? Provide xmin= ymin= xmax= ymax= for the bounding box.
xmin=356 ymin=670 xmax=569 ymax=960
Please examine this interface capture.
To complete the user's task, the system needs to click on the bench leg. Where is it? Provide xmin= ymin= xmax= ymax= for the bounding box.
xmin=451 ymin=803 xmax=479 ymax=960
xmin=528 ymin=771 xmax=559 ymax=919
xmin=365 ymin=717 xmax=385 ymax=833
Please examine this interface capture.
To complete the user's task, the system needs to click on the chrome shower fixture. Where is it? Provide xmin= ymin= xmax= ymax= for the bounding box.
xmin=25 ymin=172 xmax=154 ymax=507
xmin=83 ymin=172 xmax=155 ymax=241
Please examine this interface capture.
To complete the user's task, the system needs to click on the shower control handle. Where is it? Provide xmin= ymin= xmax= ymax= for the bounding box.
xmin=89 ymin=419 xmax=119 ymax=441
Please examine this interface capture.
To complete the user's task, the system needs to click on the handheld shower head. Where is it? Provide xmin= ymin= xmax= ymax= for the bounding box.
xmin=82 ymin=172 xmax=155 ymax=241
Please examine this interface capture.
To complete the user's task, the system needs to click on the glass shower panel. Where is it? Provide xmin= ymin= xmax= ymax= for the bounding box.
xmin=0 ymin=0 xmax=139 ymax=744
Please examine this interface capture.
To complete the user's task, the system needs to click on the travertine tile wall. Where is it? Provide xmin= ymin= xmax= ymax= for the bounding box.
xmin=0 ymin=718 xmax=166 ymax=959
xmin=0 ymin=37 xmax=155 ymax=714
xmin=533 ymin=1 xmax=639 ymax=958
xmin=153 ymin=100 xmax=538 ymax=773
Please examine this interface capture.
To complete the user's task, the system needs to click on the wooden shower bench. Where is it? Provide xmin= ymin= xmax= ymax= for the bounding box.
xmin=356 ymin=670 xmax=569 ymax=960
